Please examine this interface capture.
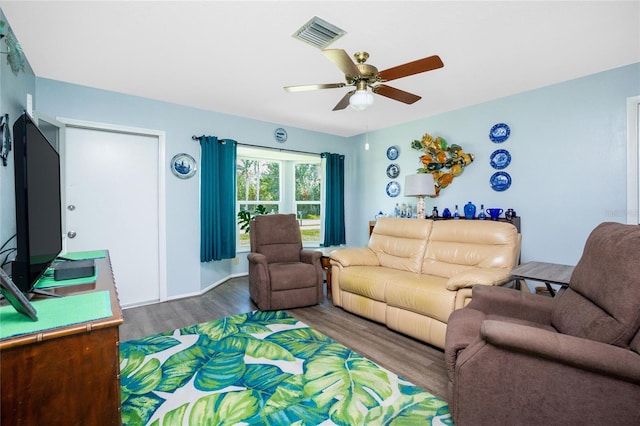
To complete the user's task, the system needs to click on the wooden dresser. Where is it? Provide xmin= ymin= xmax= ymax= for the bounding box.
xmin=0 ymin=254 xmax=123 ymax=425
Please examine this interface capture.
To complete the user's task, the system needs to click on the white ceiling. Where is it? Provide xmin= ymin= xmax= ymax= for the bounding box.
xmin=2 ymin=1 xmax=639 ymax=137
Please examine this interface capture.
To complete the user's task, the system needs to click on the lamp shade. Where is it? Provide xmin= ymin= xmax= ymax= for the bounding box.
xmin=349 ymin=89 xmax=374 ymax=111
xmin=404 ymin=173 xmax=436 ymax=196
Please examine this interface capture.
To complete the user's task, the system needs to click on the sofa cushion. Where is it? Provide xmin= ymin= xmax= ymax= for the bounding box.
xmin=551 ymin=222 xmax=640 ymax=347
xmin=385 ymin=274 xmax=454 ymax=323
xmin=338 ymin=266 xmax=397 ymax=302
xmin=369 ymin=218 xmax=432 ymax=273
xmin=422 ymin=220 xmax=519 ymax=278
xmin=268 ymin=262 xmax=318 ymax=291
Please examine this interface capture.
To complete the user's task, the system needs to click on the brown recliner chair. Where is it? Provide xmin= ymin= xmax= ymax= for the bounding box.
xmin=247 ymin=214 xmax=323 ymax=310
xmin=445 ymin=222 xmax=640 ymax=425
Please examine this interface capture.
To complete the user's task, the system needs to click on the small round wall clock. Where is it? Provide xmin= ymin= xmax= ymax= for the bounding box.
xmin=274 ymin=128 xmax=288 ymax=143
xmin=171 ymin=153 xmax=197 ymax=179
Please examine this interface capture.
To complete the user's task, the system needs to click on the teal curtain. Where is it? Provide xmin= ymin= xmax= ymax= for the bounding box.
xmin=199 ymin=136 xmax=237 ymax=261
xmin=322 ymin=152 xmax=346 ymax=246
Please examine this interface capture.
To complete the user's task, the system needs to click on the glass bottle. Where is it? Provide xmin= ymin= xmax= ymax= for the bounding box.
xmin=454 ymin=204 xmax=460 ymax=219
xmin=478 ymin=204 xmax=487 ymax=220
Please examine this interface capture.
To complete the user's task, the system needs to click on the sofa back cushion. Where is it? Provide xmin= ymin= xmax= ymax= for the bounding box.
xmin=250 ymin=214 xmax=302 ymax=263
xmin=422 ymin=220 xmax=519 ymax=278
xmin=369 ymin=218 xmax=432 ymax=273
xmin=551 ymin=222 xmax=640 ymax=348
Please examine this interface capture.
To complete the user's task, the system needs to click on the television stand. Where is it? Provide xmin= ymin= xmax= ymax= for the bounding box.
xmin=1 ymin=253 xmax=123 ymax=425
xmin=29 ymin=288 xmax=62 ymax=298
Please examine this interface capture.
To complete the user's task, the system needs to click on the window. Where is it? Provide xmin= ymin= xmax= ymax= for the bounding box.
xmin=236 ymin=146 xmax=322 ymax=248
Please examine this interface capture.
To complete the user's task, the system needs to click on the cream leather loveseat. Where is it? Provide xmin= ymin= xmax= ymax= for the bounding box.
xmin=330 ymin=217 xmax=520 ymax=349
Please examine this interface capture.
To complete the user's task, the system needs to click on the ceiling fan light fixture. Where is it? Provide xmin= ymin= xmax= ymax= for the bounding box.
xmin=349 ymin=89 xmax=374 ymax=111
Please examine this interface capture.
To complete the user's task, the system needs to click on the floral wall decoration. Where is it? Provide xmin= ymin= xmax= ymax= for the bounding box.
xmin=410 ymin=133 xmax=475 ymax=196
xmin=0 ymin=20 xmax=27 ymax=76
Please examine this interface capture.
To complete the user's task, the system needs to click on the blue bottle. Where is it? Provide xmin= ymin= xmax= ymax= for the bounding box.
xmin=464 ymin=202 xmax=476 ymax=219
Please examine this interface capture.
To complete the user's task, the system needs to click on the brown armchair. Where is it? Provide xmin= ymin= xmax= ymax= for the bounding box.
xmin=444 ymin=222 xmax=640 ymax=425
xmin=247 ymin=214 xmax=323 ymax=310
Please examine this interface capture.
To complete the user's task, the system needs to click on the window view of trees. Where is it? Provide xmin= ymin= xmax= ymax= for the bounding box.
xmin=236 ymin=150 xmax=322 ymax=247
xmin=237 ymin=159 xmax=280 ymax=215
xmin=295 ymin=163 xmax=321 ymax=243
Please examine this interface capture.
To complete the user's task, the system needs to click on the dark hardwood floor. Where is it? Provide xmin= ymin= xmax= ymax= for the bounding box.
xmin=119 ymin=277 xmax=449 ymax=401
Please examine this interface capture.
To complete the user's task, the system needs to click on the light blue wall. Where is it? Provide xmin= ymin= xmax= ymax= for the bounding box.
xmin=0 ymin=10 xmax=36 ymax=261
xmin=33 ymin=78 xmax=355 ymax=298
xmin=351 ymin=63 xmax=640 ymax=265
xmin=2 ymin=10 xmax=638 ymax=298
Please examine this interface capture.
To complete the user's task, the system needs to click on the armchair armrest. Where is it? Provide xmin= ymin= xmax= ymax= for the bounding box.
xmin=329 ymin=247 xmax=380 ymax=268
xmin=480 ymin=320 xmax=640 ymax=383
xmin=300 ymin=249 xmax=322 ymax=265
xmin=466 ymin=284 xmax=554 ymax=324
xmin=247 ymin=252 xmax=268 ymax=266
xmin=446 ymin=268 xmax=512 ymax=290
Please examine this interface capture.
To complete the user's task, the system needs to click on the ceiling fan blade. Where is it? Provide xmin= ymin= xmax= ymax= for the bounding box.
xmin=373 ymin=84 xmax=421 ymax=104
xmin=378 ymin=55 xmax=444 ymax=82
xmin=323 ymin=49 xmax=362 ymax=78
xmin=333 ymin=90 xmax=355 ymax=111
xmin=284 ymin=83 xmax=346 ymax=92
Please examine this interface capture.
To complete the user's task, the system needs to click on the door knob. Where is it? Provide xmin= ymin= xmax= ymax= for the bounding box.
xmin=67 ymin=230 xmax=77 ymax=239
xmin=67 ymin=204 xmax=76 ymax=211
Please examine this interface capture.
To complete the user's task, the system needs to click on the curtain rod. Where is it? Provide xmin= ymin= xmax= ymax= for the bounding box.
xmin=192 ymin=136 xmax=321 ymax=157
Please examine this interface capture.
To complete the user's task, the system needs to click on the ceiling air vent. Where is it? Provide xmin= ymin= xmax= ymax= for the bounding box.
xmin=292 ymin=16 xmax=346 ymax=50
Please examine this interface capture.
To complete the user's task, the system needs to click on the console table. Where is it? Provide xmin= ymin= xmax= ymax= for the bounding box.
xmin=0 ymin=253 xmax=123 ymax=425
xmin=369 ymin=216 xmax=521 ymax=235
xmin=510 ymin=261 xmax=575 ymax=296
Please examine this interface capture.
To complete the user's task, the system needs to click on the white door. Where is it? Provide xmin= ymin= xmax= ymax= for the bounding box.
xmin=64 ymin=125 xmax=163 ymax=307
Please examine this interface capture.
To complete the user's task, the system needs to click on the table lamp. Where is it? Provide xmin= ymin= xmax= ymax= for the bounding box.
xmin=404 ymin=174 xmax=436 ymax=219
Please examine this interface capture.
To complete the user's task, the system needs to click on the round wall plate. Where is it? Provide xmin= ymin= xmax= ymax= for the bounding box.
xmin=171 ymin=153 xmax=197 ymax=179
xmin=489 ymin=149 xmax=511 ymax=169
xmin=386 ymin=145 xmax=399 ymax=160
xmin=386 ymin=163 xmax=400 ymax=179
xmin=490 ymin=171 xmax=512 ymax=191
xmin=386 ymin=181 xmax=401 ymax=197
xmin=489 ymin=123 xmax=510 ymax=143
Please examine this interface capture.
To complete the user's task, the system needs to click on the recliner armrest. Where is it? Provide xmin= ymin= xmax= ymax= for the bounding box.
xmin=247 ymin=252 xmax=268 ymax=265
xmin=300 ymin=249 xmax=322 ymax=264
xmin=466 ymin=285 xmax=554 ymax=324
xmin=480 ymin=320 xmax=640 ymax=383
xmin=329 ymin=247 xmax=380 ymax=267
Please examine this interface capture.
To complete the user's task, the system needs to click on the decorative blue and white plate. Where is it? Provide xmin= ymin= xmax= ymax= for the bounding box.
xmin=489 ymin=149 xmax=511 ymax=170
xmin=490 ymin=171 xmax=511 ymax=191
xmin=489 ymin=123 xmax=510 ymax=143
xmin=171 ymin=153 xmax=197 ymax=179
xmin=386 ymin=145 xmax=400 ymax=160
xmin=386 ymin=181 xmax=401 ymax=197
xmin=386 ymin=163 xmax=400 ymax=179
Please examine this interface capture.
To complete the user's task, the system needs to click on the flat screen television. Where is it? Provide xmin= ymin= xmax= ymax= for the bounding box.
xmin=11 ymin=112 xmax=63 ymax=293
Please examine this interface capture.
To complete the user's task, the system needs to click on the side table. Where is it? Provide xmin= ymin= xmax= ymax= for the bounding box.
xmin=510 ymin=261 xmax=575 ymax=296
xmin=315 ymin=248 xmax=335 ymax=299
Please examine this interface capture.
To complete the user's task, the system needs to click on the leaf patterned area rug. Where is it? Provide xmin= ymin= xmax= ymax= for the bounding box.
xmin=120 ymin=310 xmax=452 ymax=425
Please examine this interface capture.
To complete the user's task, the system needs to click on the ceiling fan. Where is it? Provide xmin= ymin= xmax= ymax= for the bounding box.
xmin=284 ymin=49 xmax=444 ymax=111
